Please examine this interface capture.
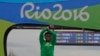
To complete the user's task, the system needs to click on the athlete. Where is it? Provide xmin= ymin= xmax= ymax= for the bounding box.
xmin=39 ymin=25 xmax=56 ymax=56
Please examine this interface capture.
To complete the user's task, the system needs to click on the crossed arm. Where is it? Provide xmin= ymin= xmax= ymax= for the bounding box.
xmin=39 ymin=28 xmax=56 ymax=45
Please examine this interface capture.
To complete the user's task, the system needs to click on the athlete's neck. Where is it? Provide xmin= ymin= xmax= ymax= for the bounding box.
xmin=46 ymin=40 xmax=50 ymax=42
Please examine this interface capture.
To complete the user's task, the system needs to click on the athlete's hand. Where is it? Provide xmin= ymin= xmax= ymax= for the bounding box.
xmin=48 ymin=25 xmax=54 ymax=30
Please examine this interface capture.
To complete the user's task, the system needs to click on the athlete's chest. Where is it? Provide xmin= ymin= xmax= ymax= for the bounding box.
xmin=45 ymin=42 xmax=52 ymax=47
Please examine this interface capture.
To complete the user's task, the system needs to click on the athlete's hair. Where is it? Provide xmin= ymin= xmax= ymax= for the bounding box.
xmin=44 ymin=31 xmax=51 ymax=36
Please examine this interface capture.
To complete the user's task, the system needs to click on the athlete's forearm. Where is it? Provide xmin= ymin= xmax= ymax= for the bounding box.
xmin=40 ymin=28 xmax=48 ymax=44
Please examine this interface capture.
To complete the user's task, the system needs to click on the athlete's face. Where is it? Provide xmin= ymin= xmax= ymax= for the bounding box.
xmin=45 ymin=34 xmax=51 ymax=41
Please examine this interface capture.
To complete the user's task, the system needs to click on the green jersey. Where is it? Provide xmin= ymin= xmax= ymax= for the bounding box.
xmin=39 ymin=28 xmax=56 ymax=56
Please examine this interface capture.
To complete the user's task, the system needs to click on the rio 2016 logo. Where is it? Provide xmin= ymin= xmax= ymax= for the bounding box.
xmin=20 ymin=2 xmax=90 ymax=22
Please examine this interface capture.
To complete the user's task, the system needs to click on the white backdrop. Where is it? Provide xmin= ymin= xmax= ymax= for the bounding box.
xmin=7 ymin=29 xmax=100 ymax=56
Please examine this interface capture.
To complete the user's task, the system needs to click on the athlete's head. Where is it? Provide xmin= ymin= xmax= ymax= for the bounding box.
xmin=44 ymin=31 xmax=51 ymax=42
